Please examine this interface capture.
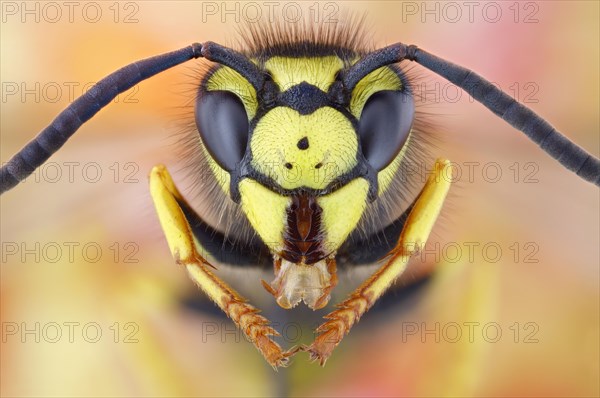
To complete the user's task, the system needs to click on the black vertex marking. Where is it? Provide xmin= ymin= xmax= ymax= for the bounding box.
xmin=277 ymin=82 xmax=331 ymax=115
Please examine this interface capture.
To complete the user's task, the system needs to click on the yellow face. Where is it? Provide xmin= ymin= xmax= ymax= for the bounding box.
xmin=199 ymin=54 xmax=406 ymax=264
xmin=250 ymin=106 xmax=358 ymax=190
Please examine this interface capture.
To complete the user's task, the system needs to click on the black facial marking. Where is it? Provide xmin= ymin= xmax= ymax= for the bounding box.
xmin=277 ymin=82 xmax=330 ymax=115
xmin=297 ymin=136 xmax=309 ymax=150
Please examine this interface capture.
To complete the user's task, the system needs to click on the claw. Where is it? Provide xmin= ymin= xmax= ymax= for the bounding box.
xmin=150 ymin=165 xmax=292 ymax=369
xmin=307 ymin=159 xmax=452 ymax=364
xmin=151 ymin=160 xmax=451 ymax=368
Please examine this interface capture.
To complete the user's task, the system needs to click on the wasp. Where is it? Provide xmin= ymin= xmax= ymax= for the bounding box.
xmin=1 ymin=18 xmax=598 ymax=370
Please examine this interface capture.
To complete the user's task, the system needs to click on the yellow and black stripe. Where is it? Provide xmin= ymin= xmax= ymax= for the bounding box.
xmin=186 ymin=20 xmax=426 ymax=267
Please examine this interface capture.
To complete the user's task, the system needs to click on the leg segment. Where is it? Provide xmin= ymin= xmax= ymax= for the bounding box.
xmin=307 ymin=159 xmax=452 ymax=365
xmin=149 ymin=165 xmax=292 ymax=368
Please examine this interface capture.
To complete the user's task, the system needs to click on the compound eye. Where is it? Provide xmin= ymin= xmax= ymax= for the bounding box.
xmin=195 ymin=91 xmax=249 ymax=172
xmin=358 ymin=90 xmax=415 ymax=171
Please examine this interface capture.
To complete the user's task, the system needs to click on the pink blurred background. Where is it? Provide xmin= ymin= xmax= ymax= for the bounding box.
xmin=1 ymin=1 xmax=598 ymax=396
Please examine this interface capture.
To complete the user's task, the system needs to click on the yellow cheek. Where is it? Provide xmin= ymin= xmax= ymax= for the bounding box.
xmin=238 ymin=179 xmax=290 ymax=252
xmin=317 ymin=178 xmax=370 ymax=253
xmin=377 ymin=133 xmax=412 ymax=196
xmin=250 ymin=107 xmax=358 ymax=190
xmin=201 ymin=144 xmax=231 ymax=195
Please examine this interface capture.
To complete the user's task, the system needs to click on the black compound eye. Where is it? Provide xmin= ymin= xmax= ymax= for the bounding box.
xmin=195 ymin=91 xmax=249 ymax=172
xmin=358 ymin=90 xmax=415 ymax=171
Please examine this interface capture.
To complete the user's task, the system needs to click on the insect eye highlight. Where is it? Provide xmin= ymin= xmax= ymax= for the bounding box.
xmin=195 ymin=90 xmax=249 ymax=172
xmin=358 ymin=90 xmax=415 ymax=171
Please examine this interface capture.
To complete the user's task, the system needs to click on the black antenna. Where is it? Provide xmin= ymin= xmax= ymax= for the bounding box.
xmin=342 ymin=43 xmax=407 ymax=91
xmin=0 ymin=44 xmax=201 ymax=194
xmin=201 ymin=41 xmax=265 ymax=91
xmin=343 ymin=43 xmax=600 ymax=186
xmin=2 ymin=42 xmax=597 ymax=193
xmin=0 ymin=42 xmax=266 ymax=195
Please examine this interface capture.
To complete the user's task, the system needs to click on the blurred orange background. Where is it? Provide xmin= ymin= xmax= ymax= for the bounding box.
xmin=1 ymin=1 xmax=598 ymax=396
